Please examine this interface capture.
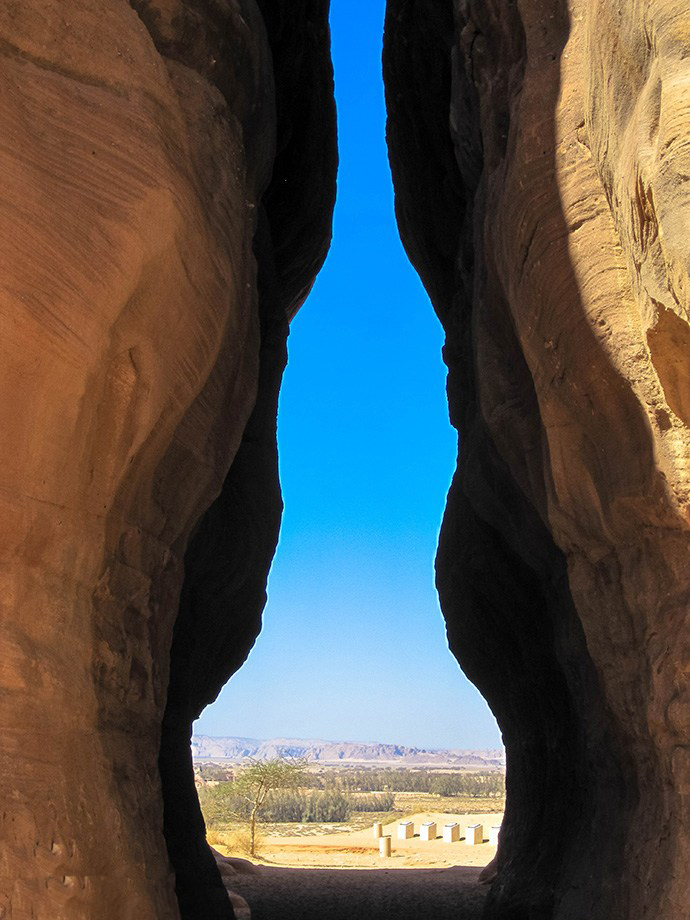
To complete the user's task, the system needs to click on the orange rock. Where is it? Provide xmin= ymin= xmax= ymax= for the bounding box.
xmin=385 ymin=1 xmax=690 ymax=918
xmin=0 ymin=3 xmax=335 ymax=919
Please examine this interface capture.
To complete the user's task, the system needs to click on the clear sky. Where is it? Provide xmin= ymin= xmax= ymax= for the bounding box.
xmin=194 ymin=0 xmax=502 ymax=751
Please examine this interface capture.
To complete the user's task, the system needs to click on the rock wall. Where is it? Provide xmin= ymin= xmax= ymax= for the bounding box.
xmin=384 ymin=2 xmax=690 ymax=918
xmin=0 ymin=3 xmax=335 ymax=920
xmin=159 ymin=3 xmax=336 ymax=917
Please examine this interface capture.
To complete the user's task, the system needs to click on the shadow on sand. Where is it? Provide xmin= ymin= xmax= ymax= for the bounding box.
xmin=228 ymin=864 xmax=487 ymax=920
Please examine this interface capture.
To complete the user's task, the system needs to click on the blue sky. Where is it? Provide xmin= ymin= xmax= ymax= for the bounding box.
xmin=195 ymin=0 xmax=502 ymax=750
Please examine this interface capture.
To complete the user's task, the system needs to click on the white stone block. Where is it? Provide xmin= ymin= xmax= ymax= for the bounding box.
xmin=379 ymin=835 xmax=391 ymax=857
xmin=420 ymin=821 xmax=437 ymax=841
xmin=373 ymin=822 xmax=383 ymax=838
xmin=489 ymin=825 xmax=501 ymax=846
xmin=465 ymin=823 xmax=483 ymax=845
xmin=398 ymin=821 xmax=414 ymax=839
xmin=443 ymin=823 xmax=460 ymax=843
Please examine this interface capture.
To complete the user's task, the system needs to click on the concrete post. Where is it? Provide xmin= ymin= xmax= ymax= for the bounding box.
xmin=398 ymin=821 xmax=414 ymax=839
xmin=443 ymin=823 xmax=460 ymax=842
xmin=465 ymin=824 xmax=483 ymax=845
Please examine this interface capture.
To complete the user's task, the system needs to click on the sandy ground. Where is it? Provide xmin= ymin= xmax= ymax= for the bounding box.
xmin=216 ymin=811 xmax=502 ymax=919
xmin=256 ymin=811 xmax=503 ymax=869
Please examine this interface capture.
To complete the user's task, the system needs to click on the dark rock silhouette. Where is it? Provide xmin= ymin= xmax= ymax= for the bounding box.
xmin=384 ymin=2 xmax=690 ymax=919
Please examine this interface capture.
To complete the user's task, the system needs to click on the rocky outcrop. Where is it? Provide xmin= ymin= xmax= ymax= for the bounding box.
xmin=0 ymin=4 xmax=335 ymax=920
xmin=385 ymin=2 xmax=690 ymax=919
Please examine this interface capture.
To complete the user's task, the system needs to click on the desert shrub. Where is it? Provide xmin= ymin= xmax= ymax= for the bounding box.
xmin=262 ymin=790 xmax=309 ymax=822
xmin=349 ymin=792 xmax=395 ymax=812
xmin=198 ymin=782 xmax=250 ymax=826
xmin=295 ymin=774 xmax=324 ymax=790
xmin=301 ymin=790 xmax=351 ymax=822
xmin=429 ymin=774 xmax=460 ymax=797
xmin=334 ymin=769 xmax=432 ymax=793
xmin=223 ymin=825 xmax=264 ymax=857
xmin=198 ymin=769 xmax=505 ymax=832
xmin=328 ymin=768 xmax=505 ymax=797
xmin=429 ymin=772 xmax=505 ymax=797
xmin=203 ymin=787 xmax=352 ymax=824
xmin=264 ymin=789 xmax=352 ymax=822
xmin=205 ymin=829 xmax=225 ymax=847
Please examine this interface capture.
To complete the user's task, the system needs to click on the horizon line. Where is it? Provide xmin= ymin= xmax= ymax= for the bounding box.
xmin=192 ymin=733 xmax=506 ymax=753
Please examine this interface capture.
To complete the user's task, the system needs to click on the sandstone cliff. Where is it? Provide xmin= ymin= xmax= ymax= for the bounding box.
xmin=385 ymin=2 xmax=690 ymax=918
xmin=0 ymin=4 xmax=335 ymax=920
xmin=5 ymin=1 xmax=690 ymax=918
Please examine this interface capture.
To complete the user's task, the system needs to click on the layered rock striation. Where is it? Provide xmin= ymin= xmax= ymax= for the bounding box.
xmin=0 ymin=3 xmax=335 ymax=920
xmin=385 ymin=1 xmax=690 ymax=918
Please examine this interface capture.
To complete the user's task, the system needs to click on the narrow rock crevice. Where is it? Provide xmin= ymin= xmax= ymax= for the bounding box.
xmin=5 ymin=3 xmax=690 ymax=919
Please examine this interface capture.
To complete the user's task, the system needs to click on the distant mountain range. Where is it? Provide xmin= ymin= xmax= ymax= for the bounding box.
xmin=191 ymin=735 xmax=506 ymax=769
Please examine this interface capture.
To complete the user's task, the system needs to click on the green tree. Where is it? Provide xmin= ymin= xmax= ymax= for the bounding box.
xmin=232 ymin=757 xmax=307 ymax=857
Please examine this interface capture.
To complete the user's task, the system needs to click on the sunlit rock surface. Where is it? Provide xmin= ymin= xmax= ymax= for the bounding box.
xmin=385 ymin=1 xmax=690 ymax=918
xmin=0 ymin=3 xmax=335 ymax=919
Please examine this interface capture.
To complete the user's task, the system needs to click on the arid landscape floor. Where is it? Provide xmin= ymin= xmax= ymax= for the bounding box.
xmin=228 ymin=865 xmax=487 ymax=920
xmin=215 ymin=811 xmax=501 ymax=919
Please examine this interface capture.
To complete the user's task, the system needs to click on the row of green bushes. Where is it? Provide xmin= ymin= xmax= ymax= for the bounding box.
xmin=195 ymin=764 xmax=506 ymax=799
xmin=350 ymin=792 xmax=396 ymax=812
xmin=199 ymin=784 xmax=396 ymax=826
xmin=264 ymin=790 xmax=352 ymax=823
xmin=427 ymin=773 xmax=504 ymax=797
xmin=332 ymin=769 xmax=505 ymax=797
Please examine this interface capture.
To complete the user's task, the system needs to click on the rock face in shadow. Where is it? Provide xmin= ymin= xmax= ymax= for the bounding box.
xmin=384 ymin=2 xmax=690 ymax=918
xmin=0 ymin=3 xmax=335 ymax=920
xmin=160 ymin=4 xmax=337 ymax=916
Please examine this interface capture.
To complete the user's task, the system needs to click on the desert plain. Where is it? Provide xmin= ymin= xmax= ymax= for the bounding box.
xmin=214 ymin=809 xmax=502 ymax=870
xmin=211 ymin=808 xmax=502 ymax=919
